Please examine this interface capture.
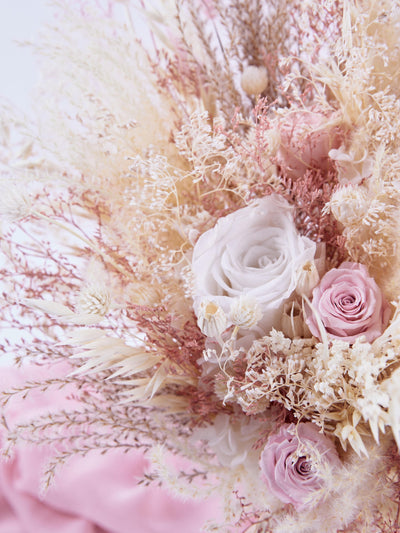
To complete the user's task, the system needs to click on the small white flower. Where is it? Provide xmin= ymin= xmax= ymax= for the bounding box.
xmin=78 ymin=283 xmax=111 ymax=316
xmin=240 ymin=65 xmax=269 ymax=95
xmin=295 ymin=260 xmax=320 ymax=297
xmin=329 ymin=146 xmax=373 ymax=184
xmin=328 ymin=185 xmax=370 ymax=226
xmin=0 ymin=183 xmax=32 ymax=222
xmin=229 ymin=295 xmax=262 ymax=328
xmin=197 ymin=299 xmax=227 ymax=338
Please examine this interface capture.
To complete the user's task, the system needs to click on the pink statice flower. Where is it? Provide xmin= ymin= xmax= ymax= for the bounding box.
xmin=259 ymin=423 xmax=340 ymax=510
xmin=306 ymin=262 xmax=391 ymax=343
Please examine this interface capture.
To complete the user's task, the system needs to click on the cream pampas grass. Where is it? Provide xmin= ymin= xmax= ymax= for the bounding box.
xmin=2 ymin=1 xmax=400 ymax=531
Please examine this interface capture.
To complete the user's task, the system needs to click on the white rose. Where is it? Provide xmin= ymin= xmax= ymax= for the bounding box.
xmin=193 ymin=414 xmax=263 ymax=468
xmin=192 ymin=194 xmax=316 ymax=335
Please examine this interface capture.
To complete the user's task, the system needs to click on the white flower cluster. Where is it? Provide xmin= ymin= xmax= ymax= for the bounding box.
xmin=219 ymin=326 xmax=400 ymax=457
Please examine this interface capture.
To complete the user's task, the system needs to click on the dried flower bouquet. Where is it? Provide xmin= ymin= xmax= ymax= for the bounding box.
xmin=2 ymin=0 xmax=400 ymax=531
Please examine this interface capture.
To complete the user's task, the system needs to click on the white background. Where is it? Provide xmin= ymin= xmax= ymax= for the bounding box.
xmin=0 ymin=2 xmax=53 ymax=365
xmin=0 ymin=1 xmax=52 ymax=113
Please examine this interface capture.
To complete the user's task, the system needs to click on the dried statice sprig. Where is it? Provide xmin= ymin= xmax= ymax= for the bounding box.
xmin=279 ymin=167 xmax=347 ymax=265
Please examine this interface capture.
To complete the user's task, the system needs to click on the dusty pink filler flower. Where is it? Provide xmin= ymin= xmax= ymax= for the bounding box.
xmin=306 ymin=262 xmax=390 ymax=343
xmin=259 ymin=423 xmax=340 ymax=510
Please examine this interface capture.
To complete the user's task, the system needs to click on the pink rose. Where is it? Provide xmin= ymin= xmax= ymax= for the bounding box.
xmin=276 ymin=111 xmax=341 ymax=179
xmin=306 ymin=262 xmax=390 ymax=343
xmin=259 ymin=423 xmax=340 ymax=509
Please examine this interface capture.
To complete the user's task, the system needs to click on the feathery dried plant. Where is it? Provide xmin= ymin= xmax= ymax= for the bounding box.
xmin=2 ymin=1 xmax=400 ymax=531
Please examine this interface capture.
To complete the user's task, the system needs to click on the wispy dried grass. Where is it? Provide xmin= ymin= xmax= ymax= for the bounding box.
xmin=2 ymin=0 xmax=400 ymax=531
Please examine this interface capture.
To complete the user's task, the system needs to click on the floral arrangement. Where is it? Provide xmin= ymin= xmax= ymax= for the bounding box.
xmin=2 ymin=0 xmax=400 ymax=531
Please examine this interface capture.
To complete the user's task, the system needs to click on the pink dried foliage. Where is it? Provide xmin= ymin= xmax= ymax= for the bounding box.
xmin=298 ymin=0 xmax=342 ymax=69
xmin=230 ymin=496 xmax=272 ymax=533
xmin=136 ymin=7 xmax=211 ymax=120
xmin=213 ymin=101 xmax=277 ymax=199
xmin=200 ymin=189 xmax=245 ymax=220
xmin=380 ymin=446 xmax=400 ymax=533
xmin=278 ymin=169 xmax=348 ymax=266
xmin=0 ymin=224 xmax=80 ymax=365
xmin=126 ymin=305 xmax=204 ymax=370
xmin=284 ymin=1 xmax=342 ymax=106
xmin=149 ymin=46 xmax=205 ymax=107
xmin=125 ymin=305 xmax=235 ymax=424
xmin=0 ymin=185 xmax=135 ymax=370
xmin=258 ymin=108 xmax=348 ymax=264
xmin=187 ymin=381 xmax=232 ymax=425
xmin=251 ymin=99 xmax=279 ymax=176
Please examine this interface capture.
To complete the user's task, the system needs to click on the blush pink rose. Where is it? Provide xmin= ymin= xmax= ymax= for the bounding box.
xmin=259 ymin=423 xmax=340 ymax=510
xmin=276 ymin=111 xmax=341 ymax=179
xmin=306 ymin=262 xmax=390 ymax=343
